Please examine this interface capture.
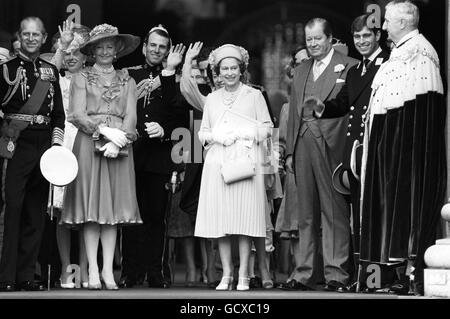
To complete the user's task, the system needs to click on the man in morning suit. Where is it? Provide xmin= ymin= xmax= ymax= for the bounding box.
xmin=284 ymin=18 xmax=358 ymax=291
xmin=305 ymin=14 xmax=390 ymax=290
xmin=0 ymin=17 xmax=65 ymax=292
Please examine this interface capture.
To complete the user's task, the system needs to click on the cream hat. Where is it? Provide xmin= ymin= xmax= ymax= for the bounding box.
xmin=208 ymin=44 xmax=249 ymax=68
xmin=80 ymin=23 xmax=140 ymax=59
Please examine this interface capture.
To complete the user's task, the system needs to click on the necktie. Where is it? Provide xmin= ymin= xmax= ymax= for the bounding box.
xmin=313 ymin=60 xmax=323 ymax=81
xmin=361 ymin=58 xmax=370 ymax=76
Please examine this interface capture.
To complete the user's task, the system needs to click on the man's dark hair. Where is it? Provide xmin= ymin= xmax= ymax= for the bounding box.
xmin=351 ymin=13 xmax=381 ymax=35
xmin=144 ymin=28 xmax=170 ymax=46
xmin=305 ymin=18 xmax=332 ymax=38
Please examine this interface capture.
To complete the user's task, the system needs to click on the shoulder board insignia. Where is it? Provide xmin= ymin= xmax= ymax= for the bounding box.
xmin=39 ymin=57 xmax=56 ymax=68
xmin=0 ymin=56 xmax=16 ymax=65
xmin=116 ymin=69 xmax=131 ymax=82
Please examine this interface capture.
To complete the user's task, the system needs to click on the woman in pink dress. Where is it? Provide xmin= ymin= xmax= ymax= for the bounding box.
xmin=61 ymin=24 xmax=142 ymax=290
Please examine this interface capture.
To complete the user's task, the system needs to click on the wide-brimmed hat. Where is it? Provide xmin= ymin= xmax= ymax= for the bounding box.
xmin=80 ymin=23 xmax=140 ymax=59
xmin=208 ymin=44 xmax=249 ymax=68
xmin=40 ymin=146 xmax=78 ymax=186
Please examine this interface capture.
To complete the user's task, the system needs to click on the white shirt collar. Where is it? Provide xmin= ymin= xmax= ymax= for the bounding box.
xmin=314 ymin=48 xmax=334 ymax=68
xmin=395 ymin=29 xmax=419 ymax=48
xmin=366 ymin=46 xmax=382 ymax=62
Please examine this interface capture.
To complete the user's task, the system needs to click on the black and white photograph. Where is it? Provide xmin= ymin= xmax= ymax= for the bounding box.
xmin=0 ymin=0 xmax=448 ymax=315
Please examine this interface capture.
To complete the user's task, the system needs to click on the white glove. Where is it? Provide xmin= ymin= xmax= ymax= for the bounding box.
xmin=99 ymin=126 xmax=128 ymax=148
xmin=236 ymin=127 xmax=256 ymax=140
xmin=100 ymin=141 xmax=119 ymax=158
xmin=212 ymin=130 xmax=236 ymax=146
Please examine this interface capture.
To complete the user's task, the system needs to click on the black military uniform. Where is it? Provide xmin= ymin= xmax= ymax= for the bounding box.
xmin=319 ymin=48 xmax=389 ymax=285
xmin=121 ymin=63 xmax=189 ymax=288
xmin=0 ymin=51 xmax=65 ymax=291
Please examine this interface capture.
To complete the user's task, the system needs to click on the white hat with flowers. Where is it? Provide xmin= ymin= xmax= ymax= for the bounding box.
xmin=80 ymin=23 xmax=140 ymax=59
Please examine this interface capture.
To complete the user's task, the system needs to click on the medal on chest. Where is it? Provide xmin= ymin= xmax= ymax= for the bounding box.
xmin=143 ymin=73 xmax=156 ymax=107
xmin=39 ymin=67 xmax=56 ymax=81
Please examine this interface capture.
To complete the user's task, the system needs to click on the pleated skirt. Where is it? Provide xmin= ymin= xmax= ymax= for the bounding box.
xmin=194 ymin=143 xmax=266 ymax=238
xmin=60 ymin=130 xmax=142 ymax=226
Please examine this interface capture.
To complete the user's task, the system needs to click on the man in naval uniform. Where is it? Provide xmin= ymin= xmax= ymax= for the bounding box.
xmin=304 ymin=13 xmax=390 ymax=290
xmin=120 ymin=25 xmax=188 ymax=288
xmin=0 ymin=17 xmax=64 ymax=292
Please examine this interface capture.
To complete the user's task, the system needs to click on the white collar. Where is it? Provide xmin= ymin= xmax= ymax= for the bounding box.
xmin=365 ymin=46 xmax=382 ymax=62
xmin=395 ymin=29 xmax=419 ymax=48
xmin=314 ymin=48 xmax=334 ymax=68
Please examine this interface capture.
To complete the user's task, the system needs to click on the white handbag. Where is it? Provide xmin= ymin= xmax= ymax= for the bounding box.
xmin=221 ymin=156 xmax=256 ymax=184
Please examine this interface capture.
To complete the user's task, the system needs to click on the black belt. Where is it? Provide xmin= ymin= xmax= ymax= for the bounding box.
xmin=5 ymin=113 xmax=51 ymax=125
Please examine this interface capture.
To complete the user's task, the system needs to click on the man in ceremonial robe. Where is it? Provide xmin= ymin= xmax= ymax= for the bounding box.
xmin=360 ymin=0 xmax=446 ymax=295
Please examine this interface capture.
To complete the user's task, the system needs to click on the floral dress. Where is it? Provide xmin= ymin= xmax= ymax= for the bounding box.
xmin=61 ymin=66 xmax=142 ymax=226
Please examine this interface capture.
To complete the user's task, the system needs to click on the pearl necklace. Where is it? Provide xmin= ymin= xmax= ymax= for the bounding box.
xmin=93 ymin=63 xmax=115 ymax=74
xmin=222 ymin=83 xmax=242 ymax=106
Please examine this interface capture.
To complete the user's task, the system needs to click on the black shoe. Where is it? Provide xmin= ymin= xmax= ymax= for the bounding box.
xmin=17 ymin=281 xmax=45 ymax=291
xmin=412 ymin=280 xmax=424 ymax=296
xmin=249 ymin=276 xmax=262 ymax=289
xmin=346 ymin=281 xmax=358 ymax=293
xmin=207 ymin=280 xmax=220 ymax=289
xmin=278 ymin=279 xmax=314 ymax=291
xmin=0 ymin=282 xmax=15 ymax=292
xmin=118 ymin=276 xmax=136 ymax=288
xmin=136 ymin=274 xmax=146 ymax=286
xmin=389 ymin=280 xmax=411 ymax=295
xmin=148 ymin=277 xmax=170 ymax=288
xmin=324 ymin=280 xmax=348 ymax=293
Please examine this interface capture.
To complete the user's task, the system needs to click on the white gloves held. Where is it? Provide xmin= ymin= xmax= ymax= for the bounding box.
xmin=99 ymin=126 xmax=128 ymax=148
xmin=211 ymin=130 xmax=237 ymax=146
xmin=100 ymin=141 xmax=120 ymax=158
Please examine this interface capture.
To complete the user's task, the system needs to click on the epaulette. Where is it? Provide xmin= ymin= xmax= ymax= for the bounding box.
xmin=116 ymin=69 xmax=131 ymax=82
xmin=0 ymin=56 xmax=16 ymax=65
xmin=38 ymin=57 xmax=57 ymax=70
xmin=124 ymin=65 xmax=144 ymax=71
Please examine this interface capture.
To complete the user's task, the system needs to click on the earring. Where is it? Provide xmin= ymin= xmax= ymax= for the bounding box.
xmin=114 ymin=55 xmax=117 ymax=59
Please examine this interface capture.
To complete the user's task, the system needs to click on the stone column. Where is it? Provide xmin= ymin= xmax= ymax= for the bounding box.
xmin=424 ymin=203 xmax=450 ymax=297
